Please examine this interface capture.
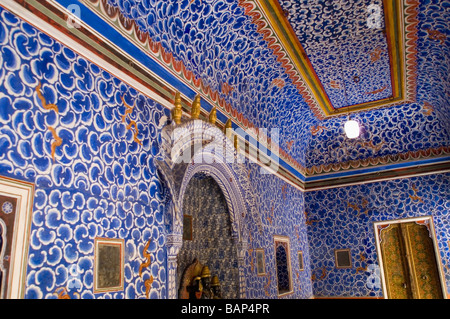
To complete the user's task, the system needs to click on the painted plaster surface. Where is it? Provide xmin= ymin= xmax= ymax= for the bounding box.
xmin=0 ymin=2 xmax=448 ymax=300
xmin=101 ymin=0 xmax=449 ymax=171
xmin=0 ymin=7 xmax=170 ymax=298
xmin=305 ymin=173 xmax=450 ymax=297
xmin=0 ymin=6 xmax=310 ymax=298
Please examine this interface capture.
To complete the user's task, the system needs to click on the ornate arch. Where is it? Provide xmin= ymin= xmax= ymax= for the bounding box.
xmin=155 ymin=117 xmax=252 ymax=299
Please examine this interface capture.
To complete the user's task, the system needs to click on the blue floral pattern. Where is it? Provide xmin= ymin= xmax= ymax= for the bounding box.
xmin=0 ymin=8 xmax=171 ymax=298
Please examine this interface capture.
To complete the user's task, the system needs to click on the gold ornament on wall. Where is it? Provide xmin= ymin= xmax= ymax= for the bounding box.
xmin=139 ymin=239 xmax=154 ymax=299
xmin=224 ymin=118 xmax=232 ymax=139
xmin=36 ymin=82 xmax=59 ymax=113
xmin=191 ymin=94 xmax=201 ymax=119
xmin=172 ymin=91 xmax=182 ymax=124
xmin=209 ymin=107 xmax=217 ymax=125
xmin=120 ymin=96 xmax=142 ymax=146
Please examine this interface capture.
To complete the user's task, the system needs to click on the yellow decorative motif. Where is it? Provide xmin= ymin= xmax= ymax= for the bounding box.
xmin=312 ymin=267 xmax=326 ymax=281
xmin=319 ymin=266 xmax=327 ymax=280
xmin=53 ymin=287 xmax=80 ymax=299
xmin=48 ymin=126 xmax=62 ymax=162
xmin=353 ymin=140 xmax=385 ymax=153
xmin=248 ymin=248 xmax=254 ymax=272
xmin=370 ymin=47 xmax=384 ymax=63
xmin=365 ymin=85 xmax=388 ymax=95
xmin=121 ymin=96 xmax=142 ymax=145
xmin=422 ymin=101 xmax=434 ymax=116
xmin=224 ymin=118 xmax=232 ymax=139
xmin=209 ymin=107 xmax=217 ymax=124
xmin=409 ymin=184 xmax=424 ymax=203
xmin=139 ymin=239 xmax=154 ymax=299
xmin=310 ymin=125 xmax=327 ymax=136
xmin=127 ymin=121 xmax=143 ymax=145
xmin=304 ymin=211 xmax=320 ymax=226
xmin=121 ymin=95 xmax=134 ymax=122
xmin=264 ymin=273 xmax=271 ymax=297
xmin=356 ymin=253 xmax=368 ymax=274
xmin=347 ymin=198 xmax=369 ymax=217
xmin=271 ymin=78 xmax=285 ymax=89
xmin=267 ymin=204 xmax=274 ymax=225
xmin=281 ymin=184 xmax=287 ymax=201
xmin=172 ymin=91 xmax=183 ymax=124
xmin=329 ymin=80 xmax=341 ymax=90
xmin=427 ymin=29 xmax=446 ymax=45
xmin=54 ymin=287 xmax=71 ymax=299
xmin=221 ymin=82 xmax=235 ymax=96
xmin=36 ymin=82 xmax=59 ymax=113
xmin=191 ymin=94 xmax=201 ymax=119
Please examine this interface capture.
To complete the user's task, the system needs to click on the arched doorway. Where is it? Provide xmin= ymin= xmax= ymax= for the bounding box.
xmin=177 ymin=172 xmax=240 ymax=299
xmin=155 ymin=117 xmax=252 ymax=299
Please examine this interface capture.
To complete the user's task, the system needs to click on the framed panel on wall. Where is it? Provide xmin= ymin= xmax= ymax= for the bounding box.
xmin=0 ymin=176 xmax=34 ymax=299
xmin=298 ymin=251 xmax=304 ymax=271
xmin=335 ymin=249 xmax=352 ymax=269
xmin=183 ymin=215 xmax=193 ymax=240
xmin=274 ymin=235 xmax=293 ymax=297
xmin=94 ymin=238 xmax=125 ymax=293
xmin=255 ymin=249 xmax=266 ymax=276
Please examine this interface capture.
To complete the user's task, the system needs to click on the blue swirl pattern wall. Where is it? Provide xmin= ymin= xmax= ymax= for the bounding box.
xmin=305 ymin=0 xmax=450 ymax=169
xmin=305 ymin=173 xmax=450 ymax=297
xmin=0 ymin=7 xmax=171 ymax=298
xmin=0 ymin=6 xmax=313 ymax=299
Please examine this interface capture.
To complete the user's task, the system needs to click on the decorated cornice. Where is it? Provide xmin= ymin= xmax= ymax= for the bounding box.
xmin=0 ymin=0 xmax=446 ymax=192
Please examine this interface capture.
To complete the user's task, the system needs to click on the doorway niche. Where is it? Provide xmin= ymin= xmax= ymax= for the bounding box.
xmin=177 ymin=173 xmax=240 ymax=299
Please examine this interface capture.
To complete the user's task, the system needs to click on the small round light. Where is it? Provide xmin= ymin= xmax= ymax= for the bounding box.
xmin=344 ymin=120 xmax=360 ymax=139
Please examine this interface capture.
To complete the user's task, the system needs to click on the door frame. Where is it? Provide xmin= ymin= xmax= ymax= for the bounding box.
xmin=0 ymin=176 xmax=34 ymax=299
xmin=373 ymin=216 xmax=447 ymax=299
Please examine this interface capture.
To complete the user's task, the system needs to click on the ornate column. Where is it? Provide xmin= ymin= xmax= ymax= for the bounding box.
xmin=166 ymin=233 xmax=183 ymax=299
xmin=236 ymin=240 xmax=248 ymax=299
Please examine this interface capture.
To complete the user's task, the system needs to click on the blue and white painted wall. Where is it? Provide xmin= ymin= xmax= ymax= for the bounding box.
xmin=0 ymin=6 xmax=311 ymax=299
xmin=305 ymin=172 xmax=450 ymax=298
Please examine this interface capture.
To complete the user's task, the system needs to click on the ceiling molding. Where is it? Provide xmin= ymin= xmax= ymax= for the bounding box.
xmin=1 ymin=0 xmax=445 ymax=193
xmin=240 ymin=0 xmax=420 ymax=119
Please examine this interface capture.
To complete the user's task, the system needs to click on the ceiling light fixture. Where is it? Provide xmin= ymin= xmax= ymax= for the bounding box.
xmin=344 ymin=118 xmax=360 ymax=139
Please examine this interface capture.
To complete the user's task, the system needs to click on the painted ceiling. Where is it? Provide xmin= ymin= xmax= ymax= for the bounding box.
xmin=2 ymin=0 xmax=448 ymax=187
xmin=95 ymin=0 xmax=449 ymax=175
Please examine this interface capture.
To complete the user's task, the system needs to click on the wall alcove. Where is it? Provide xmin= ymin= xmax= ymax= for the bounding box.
xmin=155 ymin=114 xmax=256 ymax=299
xmin=177 ymin=173 xmax=240 ymax=299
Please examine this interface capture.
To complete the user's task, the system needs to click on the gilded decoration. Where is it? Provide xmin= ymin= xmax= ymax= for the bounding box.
xmin=208 ymin=107 xmax=217 ymax=125
xmin=139 ymin=239 xmax=154 ymax=299
xmin=178 ymin=258 xmax=222 ymax=299
xmin=191 ymin=95 xmax=201 ymax=119
xmin=172 ymin=91 xmax=183 ymax=125
xmin=120 ymin=96 xmax=143 ymax=145
xmin=378 ymin=219 xmax=445 ymax=299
